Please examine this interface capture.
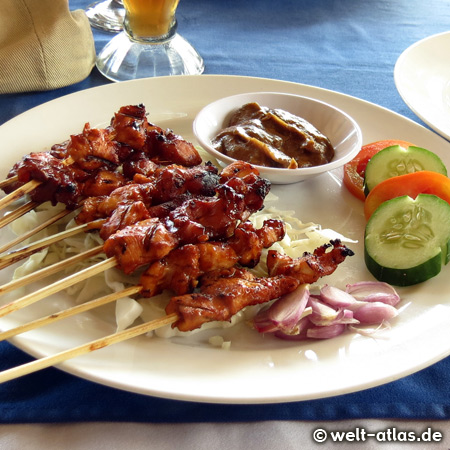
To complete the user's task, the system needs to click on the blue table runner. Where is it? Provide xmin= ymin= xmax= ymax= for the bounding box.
xmin=2 ymin=342 xmax=450 ymax=423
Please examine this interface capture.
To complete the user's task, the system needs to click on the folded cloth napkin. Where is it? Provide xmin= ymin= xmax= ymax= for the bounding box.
xmin=0 ymin=0 xmax=96 ymax=94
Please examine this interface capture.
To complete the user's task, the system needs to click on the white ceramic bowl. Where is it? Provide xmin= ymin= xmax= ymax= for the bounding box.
xmin=193 ymin=92 xmax=363 ymax=184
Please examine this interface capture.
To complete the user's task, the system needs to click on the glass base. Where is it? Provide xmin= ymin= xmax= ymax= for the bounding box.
xmin=86 ymin=0 xmax=124 ymax=33
xmin=96 ymin=32 xmax=205 ymax=82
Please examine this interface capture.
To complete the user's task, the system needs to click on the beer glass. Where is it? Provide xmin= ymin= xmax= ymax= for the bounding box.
xmin=86 ymin=0 xmax=125 ymax=32
xmin=96 ymin=0 xmax=204 ymax=82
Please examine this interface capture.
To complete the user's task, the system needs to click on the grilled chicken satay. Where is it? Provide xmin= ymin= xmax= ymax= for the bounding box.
xmin=267 ymin=239 xmax=354 ymax=284
xmin=75 ymin=162 xmax=220 ymax=225
xmin=3 ymin=123 xmax=125 ymax=206
xmin=112 ymin=104 xmax=202 ymax=167
xmin=166 ymin=269 xmax=300 ymax=332
xmin=81 ymin=170 xmax=127 ymax=198
xmin=166 ymin=239 xmax=354 ymax=332
xmin=3 ymin=153 xmax=86 ymax=208
xmin=102 ymin=164 xmax=271 ymax=274
xmin=139 ymin=219 xmax=286 ymax=297
xmin=1 ymin=104 xmax=202 ymax=209
xmin=100 ymin=158 xmax=252 ymax=226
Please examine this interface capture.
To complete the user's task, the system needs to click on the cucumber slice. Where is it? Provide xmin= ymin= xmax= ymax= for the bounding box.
xmin=364 ymin=145 xmax=447 ymax=195
xmin=364 ymin=194 xmax=450 ymax=286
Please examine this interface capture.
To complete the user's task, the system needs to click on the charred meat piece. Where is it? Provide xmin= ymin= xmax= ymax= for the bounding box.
xmin=75 ymin=163 xmax=221 ymax=224
xmin=110 ymin=104 xmax=154 ymax=151
xmin=49 ymin=140 xmax=70 ymax=159
xmin=11 ymin=152 xmax=81 ymax=208
xmin=162 ymin=163 xmax=270 ymax=243
xmin=147 ymin=128 xmax=202 ymax=167
xmin=81 ymin=170 xmax=127 ymax=197
xmin=103 ymin=218 xmax=178 ymax=274
xmin=166 ymin=187 xmax=246 ymax=244
xmin=75 ymin=183 xmax=154 ymax=224
xmin=99 ymin=201 xmax=151 ymax=240
xmin=122 ymin=150 xmax=159 ymax=179
xmin=224 ymin=173 xmax=270 ymax=215
xmin=219 ymin=160 xmax=261 ymax=182
xmin=67 ymin=123 xmax=120 ymax=171
xmin=219 ymin=161 xmax=271 ymax=214
xmin=267 ymin=239 xmax=354 ymax=284
xmin=146 ymin=194 xmax=192 ymax=219
xmin=149 ymin=162 xmax=219 ymax=203
xmin=140 ymin=244 xmax=204 ymax=298
xmin=227 ymin=218 xmax=285 ymax=267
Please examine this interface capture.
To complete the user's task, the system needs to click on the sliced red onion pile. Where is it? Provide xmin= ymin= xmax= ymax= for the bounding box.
xmin=252 ymin=281 xmax=401 ymax=340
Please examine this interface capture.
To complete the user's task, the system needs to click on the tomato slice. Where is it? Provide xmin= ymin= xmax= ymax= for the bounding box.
xmin=364 ymin=171 xmax=450 ymax=220
xmin=343 ymin=140 xmax=413 ymax=201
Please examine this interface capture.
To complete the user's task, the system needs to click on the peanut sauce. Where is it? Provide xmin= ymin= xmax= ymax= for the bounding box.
xmin=212 ymin=102 xmax=335 ymax=169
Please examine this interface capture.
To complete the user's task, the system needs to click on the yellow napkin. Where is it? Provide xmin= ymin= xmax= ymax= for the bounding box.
xmin=0 ymin=0 xmax=96 ymax=94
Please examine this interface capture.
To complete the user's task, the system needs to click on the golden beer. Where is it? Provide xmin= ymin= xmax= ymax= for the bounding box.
xmin=123 ymin=0 xmax=180 ymax=38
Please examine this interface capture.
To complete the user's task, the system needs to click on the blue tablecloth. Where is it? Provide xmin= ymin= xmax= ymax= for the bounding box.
xmin=1 ymin=0 xmax=449 ymax=423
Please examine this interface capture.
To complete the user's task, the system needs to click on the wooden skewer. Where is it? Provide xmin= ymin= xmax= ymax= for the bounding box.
xmin=0 ymin=180 xmax=41 ymax=212
xmin=0 ymin=175 xmax=19 ymax=190
xmin=0 ymin=176 xmax=20 ymax=191
xmin=0 ymin=200 xmax=39 ymax=230
xmin=0 ymin=222 xmax=91 ymax=270
xmin=0 ymin=257 xmax=117 ymax=318
xmin=0 ymin=285 xmax=142 ymax=342
xmin=0 ymin=313 xmax=178 ymax=383
xmin=0 ymin=245 xmax=104 ymax=296
xmin=0 ymin=207 xmax=74 ymax=254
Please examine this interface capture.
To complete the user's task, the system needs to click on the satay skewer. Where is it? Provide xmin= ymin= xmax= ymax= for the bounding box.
xmin=0 ymin=313 xmax=178 ymax=383
xmin=0 ymin=257 xmax=117 ymax=318
xmin=0 ymin=285 xmax=142 ymax=342
xmin=0 ymin=175 xmax=18 ymax=190
xmin=0 ymin=245 xmax=103 ymax=296
xmin=0 ymin=154 xmax=79 ymax=214
xmin=0 ymin=222 xmax=101 ymax=270
xmin=0 ymin=207 xmax=76 ymax=254
xmin=0 ymin=200 xmax=39 ymax=230
xmin=0 ymin=180 xmax=41 ymax=212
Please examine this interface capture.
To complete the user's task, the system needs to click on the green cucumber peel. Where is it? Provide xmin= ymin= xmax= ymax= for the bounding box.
xmin=364 ymin=194 xmax=450 ymax=286
xmin=363 ymin=145 xmax=448 ymax=196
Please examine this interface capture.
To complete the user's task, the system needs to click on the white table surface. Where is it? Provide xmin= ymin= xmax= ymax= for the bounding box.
xmin=2 ymin=420 xmax=450 ymax=449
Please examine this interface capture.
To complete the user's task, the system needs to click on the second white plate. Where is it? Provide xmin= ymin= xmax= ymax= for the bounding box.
xmin=395 ymin=31 xmax=450 ymax=141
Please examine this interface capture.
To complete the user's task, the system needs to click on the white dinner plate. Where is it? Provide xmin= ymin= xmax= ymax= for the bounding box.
xmin=395 ymin=31 xmax=450 ymax=141
xmin=1 ymin=75 xmax=450 ymax=404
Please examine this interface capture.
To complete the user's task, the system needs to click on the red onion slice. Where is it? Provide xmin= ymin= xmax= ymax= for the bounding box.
xmin=253 ymin=284 xmax=310 ymax=334
xmin=308 ymin=295 xmax=340 ymax=324
xmin=346 ymin=281 xmax=401 ymax=306
xmin=274 ymin=316 xmax=312 ymax=341
xmin=319 ymin=285 xmax=366 ymax=310
xmin=352 ymin=301 xmax=399 ymax=324
xmin=306 ymin=323 xmax=346 ymax=339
